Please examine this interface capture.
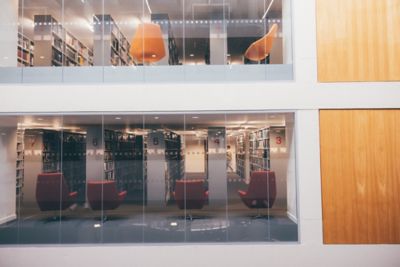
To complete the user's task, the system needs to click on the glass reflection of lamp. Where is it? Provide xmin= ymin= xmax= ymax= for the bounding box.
xmin=130 ymin=23 xmax=166 ymax=64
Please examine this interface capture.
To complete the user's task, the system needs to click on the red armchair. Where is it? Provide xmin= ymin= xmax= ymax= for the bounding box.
xmin=87 ymin=180 xmax=127 ymax=217
xmin=36 ymin=173 xmax=77 ymax=212
xmin=173 ymin=179 xmax=208 ymax=220
xmin=238 ymin=171 xmax=277 ymax=216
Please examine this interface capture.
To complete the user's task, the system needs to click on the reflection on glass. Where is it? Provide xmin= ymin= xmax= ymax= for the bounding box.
xmin=11 ymin=0 xmax=291 ymax=68
xmin=0 ymin=112 xmax=298 ymax=244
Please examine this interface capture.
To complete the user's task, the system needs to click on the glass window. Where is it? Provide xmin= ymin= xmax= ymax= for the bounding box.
xmin=0 ymin=0 xmax=293 ymax=83
xmin=0 ymin=112 xmax=298 ymax=244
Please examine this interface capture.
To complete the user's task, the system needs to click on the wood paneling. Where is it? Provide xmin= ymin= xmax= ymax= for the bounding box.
xmin=316 ymin=0 xmax=400 ymax=82
xmin=320 ymin=110 xmax=400 ymax=244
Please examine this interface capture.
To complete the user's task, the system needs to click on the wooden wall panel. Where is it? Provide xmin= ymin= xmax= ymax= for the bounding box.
xmin=316 ymin=0 xmax=400 ymax=82
xmin=320 ymin=110 xmax=400 ymax=244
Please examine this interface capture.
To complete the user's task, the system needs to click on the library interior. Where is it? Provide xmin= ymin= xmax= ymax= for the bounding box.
xmin=0 ymin=112 xmax=297 ymax=244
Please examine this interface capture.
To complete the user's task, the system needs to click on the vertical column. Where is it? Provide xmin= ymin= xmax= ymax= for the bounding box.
xmin=207 ymin=127 xmax=227 ymax=206
xmin=86 ymin=126 xmax=104 ymax=181
xmin=0 ymin=0 xmax=18 ymax=67
xmin=0 ymin=128 xmax=17 ymax=224
xmin=210 ymin=21 xmax=227 ymax=65
xmin=282 ymin=0 xmax=293 ymax=64
xmin=146 ymin=131 xmax=166 ymax=206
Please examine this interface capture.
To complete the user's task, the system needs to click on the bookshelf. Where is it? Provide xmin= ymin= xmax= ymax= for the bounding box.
xmin=151 ymin=14 xmax=180 ymax=65
xmin=42 ymin=130 xmax=61 ymax=173
xmin=16 ymin=129 xmax=25 ymax=199
xmin=93 ymin=14 xmax=132 ymax=66
xmin=33 ymin=15 xmax=93 ymax=67
xmin=235 ymin=134 xmax=246 ymax=179
xmin=62 ymin=132 xmax=86 ymax=203
xmin=17 ymin=33 xmax=34 ymax=67
xmin=104 ymin=129 xmax=144 ymax=194
xmin=249 ymin=128 xmax=270 ymax=172
xmin=22 ymin=129 xmax=87 ymax=204
xmin=164 ymin=131 xmax=185 ymax=197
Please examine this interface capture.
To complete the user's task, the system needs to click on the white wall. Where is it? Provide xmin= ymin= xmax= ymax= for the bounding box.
xmin=0 ymin=128 xmax=16 ymax=224
xmin=185 ymin=139 xmax=205 ymax=173
xmin=0 ymin=0 xmax=17 ymax=67
xmin=0 ymin=0 xmax=400 ymax=266
xmin=286 ymin=115 xmax=297 ymax=222
xmin=86 ymin=126 xmax=104 ymax=181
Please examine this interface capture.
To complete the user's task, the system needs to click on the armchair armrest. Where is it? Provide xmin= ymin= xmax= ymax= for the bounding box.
xmin=118 ymin=191 xmax=127 ymax=201
xmin=69 ymin=191 xmax=78 ymax=199
xmin=238 ymin=190 xmax=247 ymax=197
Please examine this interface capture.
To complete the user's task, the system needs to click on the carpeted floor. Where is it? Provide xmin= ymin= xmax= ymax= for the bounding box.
xmin=0 ymin=173 xmax=298 ymax=244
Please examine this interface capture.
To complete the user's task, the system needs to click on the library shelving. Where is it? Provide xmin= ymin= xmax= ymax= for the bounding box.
xmin=104 ymin=129 xmax=116 ymax=181
xmin=62 ymin=132 xmax=87 ymax=203
xmin=151 ymin=14 xmax=180 ymax=65
xmin=93 ymin=14 xmax=132 ymax=66
xmin=235 ymin=134 xmax=246 ymax=179
xmin=104 ymin=129 xmax=144 ymax=194
xmin=249 ymin=128 xmax=270 ymax=172
xmin=16 ymin=129 xmax=25 ymax=200
xmin=42 ymin=130 xmax=61 ymax=173
xmin=164 ymin=131 xmax=185 ymax=196
xmin=17 ymin=33 xmax=34 ymax=67
xmin=33 ymin=15 xmax=93 ymax=67
xmin=21 ymin=129 xmax=87 ymax=205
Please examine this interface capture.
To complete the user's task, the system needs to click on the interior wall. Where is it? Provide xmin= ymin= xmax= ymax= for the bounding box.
xmin=0 ymin=0 xmax=400 ymax=266
xmin=0 ymin=0 xmax=18 ymax=67
xmin=316 ymin=0 xmax=400 ymax=82
xmin=185 ymin=139 xmax=205 ymax=173
xmin=86 ymin=126 xmax=104 ymax=181
xmin=270 ymin=127 xmax=288 ymax=208
xmin=286 ymin=115 xmax=297 ymax=222
xmin=0 ymin=128 xmax=16 ymax=224
xmin=320 ymin=110 xmax=400 ymax=244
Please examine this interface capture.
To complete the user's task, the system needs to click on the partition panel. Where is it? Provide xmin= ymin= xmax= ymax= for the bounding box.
xmin=316 ymin=0 xmax=400 ymax=82
xmin=320 ymin=110 xmax=400 ymax=244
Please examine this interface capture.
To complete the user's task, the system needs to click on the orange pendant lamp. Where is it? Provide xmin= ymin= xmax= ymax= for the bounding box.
xmin=244 ymin=23 xmax=278 ymax=62
xmin=130 ymin=23 xmax=166 ymax=64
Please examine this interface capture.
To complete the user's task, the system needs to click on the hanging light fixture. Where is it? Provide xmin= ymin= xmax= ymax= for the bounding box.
xmin=130 ymin=23 xmax=166 ymax=64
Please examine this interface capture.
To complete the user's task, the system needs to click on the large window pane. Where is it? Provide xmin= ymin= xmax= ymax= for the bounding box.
xmin=226 ymin=112 xmax=298 ymax=242
xmin=143 ymin=114 xmax=185 ymax=242
xmin=101 ymin=114 xmax=145 ymax=243
xmin=0 ymin=112 xmax=298 ymax=244
xmin=59 ymin=115 xmax=103 ymax=244
xmin=184 ymin=113 xmax=229 ymax=242
xmin=16 ymin=115 xmax=64 ymax=244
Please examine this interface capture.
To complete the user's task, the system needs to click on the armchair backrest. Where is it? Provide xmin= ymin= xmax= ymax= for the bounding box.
xmin=36 ymin=172 xmax=71 ymax=211
xmin=174 ymin=179 xmax=207 ymax=209
xmin=247 ymin=171 xmax=277 ymax=200
xmin=87 ymin=180 xmax=120 ymax=210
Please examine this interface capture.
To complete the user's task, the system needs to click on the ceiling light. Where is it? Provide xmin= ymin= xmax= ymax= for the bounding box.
xmin=154 ymin=116 xmax=159 ymax=120
xmin=39 ymin=56 xmax=45 ymax=59
xmin=37 ymin=118 xmax=44 ymax=121
xmin=94 ymin=223 xmax=101 ymax=228
xmin=151 ymin=54 xmax=157 ymax=58
xmin=145 ymin=0 xmax=152 ymax=14
xmin=262 ymin=0 xmax=275 ymax=20
xmin=189 ymin=54 xmax=194 ymax=57
xmin=192 ymin=116 xmax=199 ymax=119
xmin=115 ymin=117 xmax=122 ymax=120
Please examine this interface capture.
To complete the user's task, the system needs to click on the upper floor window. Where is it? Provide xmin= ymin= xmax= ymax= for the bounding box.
xmin=0 ymin=0 xmax=293 ymax=83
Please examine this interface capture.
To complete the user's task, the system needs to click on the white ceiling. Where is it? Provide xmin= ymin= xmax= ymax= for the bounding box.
xmin=0 ymin=113 xmax=292 ymax=133
xmin=20 ymin=0 xmax=283 ymax=46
